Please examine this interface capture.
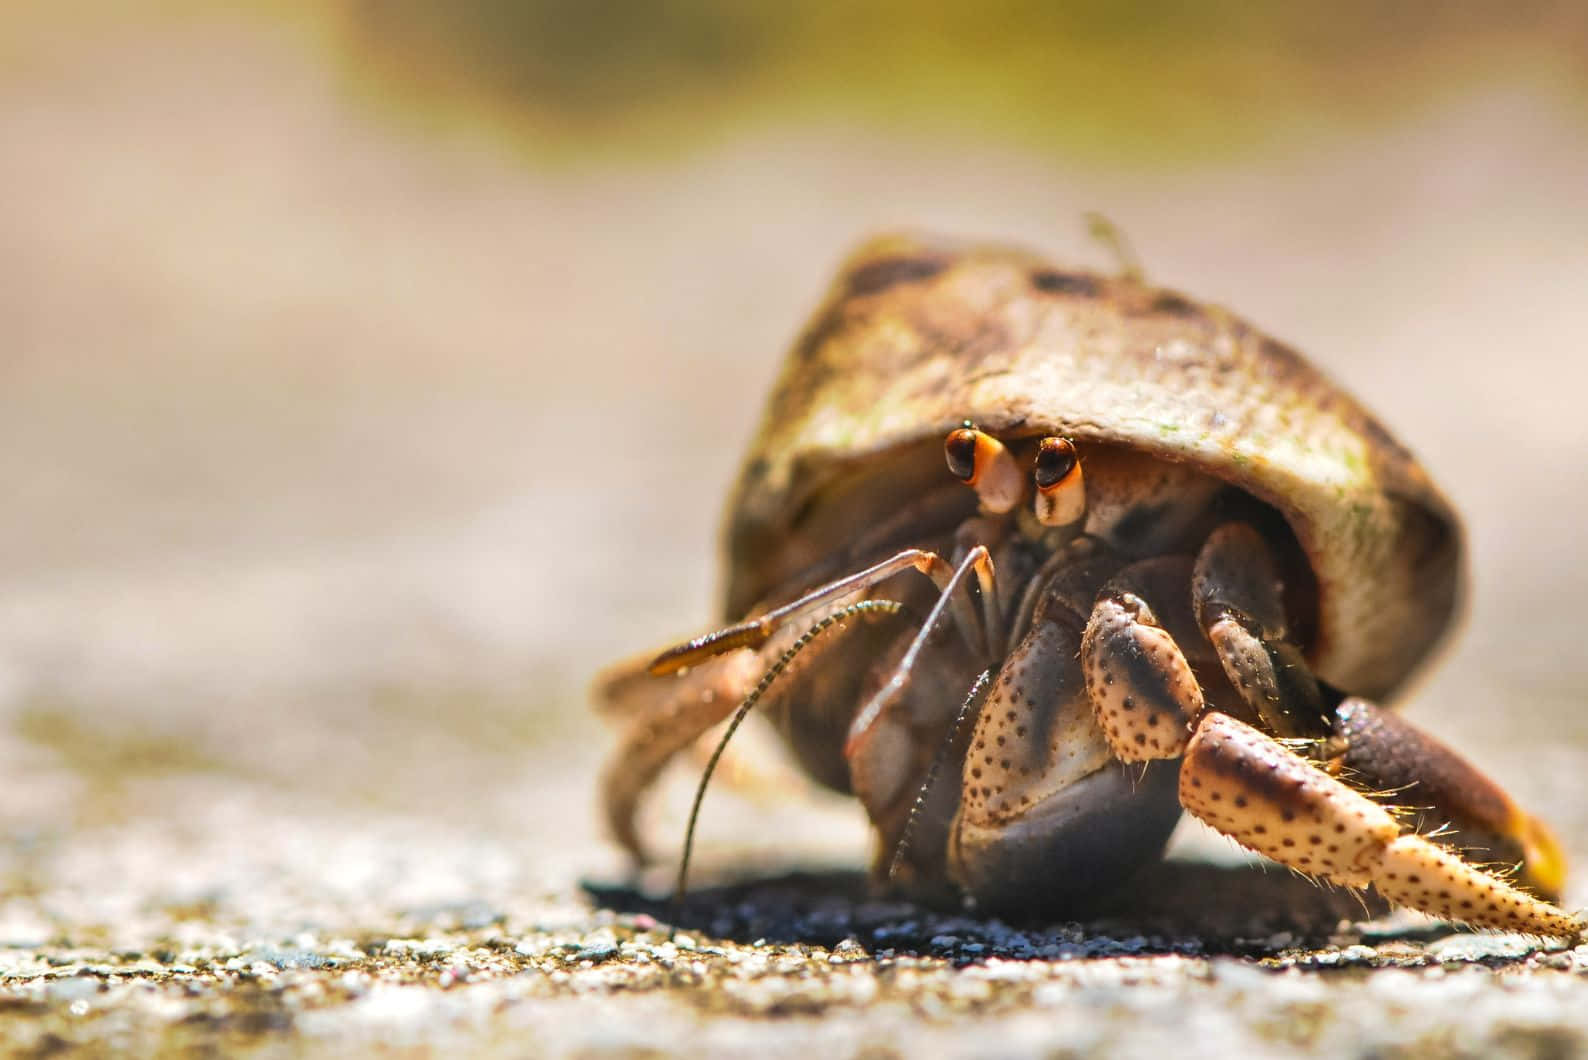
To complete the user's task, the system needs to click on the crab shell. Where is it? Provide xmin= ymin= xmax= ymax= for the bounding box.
xmin=721 ymin=234 xmax=1463 ymax=703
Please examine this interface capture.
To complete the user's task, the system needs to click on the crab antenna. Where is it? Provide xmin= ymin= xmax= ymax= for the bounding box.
xmin=1033 ymin=436 xmax=1086 ymax=529
xmin=1083 ymin=211 xmax=1144 ymax=283
xmin=944 ymin=425 xmax=1023 ymax=514
xmin=887 ymin=667 xmax=992 ymax=883
xmin=670 ymin=598 xmax=907 ymax=929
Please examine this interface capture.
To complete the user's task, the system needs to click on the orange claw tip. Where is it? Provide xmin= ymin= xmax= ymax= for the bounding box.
xmin=1517 ymin=811 xmax=1570 ymax=904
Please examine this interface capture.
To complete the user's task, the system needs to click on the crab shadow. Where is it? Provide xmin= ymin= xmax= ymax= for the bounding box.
xmin=583 ymin=859 xmax=1426 ymax=960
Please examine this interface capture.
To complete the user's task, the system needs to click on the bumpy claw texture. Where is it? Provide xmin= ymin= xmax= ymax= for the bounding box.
xmin=1201 ymin=612 xmax=1324 ymax=737
xmin=1325 ymin=697 xmax=1569 ymax=902
xmin=1373 ymin=835 xmax=1583 ymax=939
xmin=1182 ymin=713 xmax=1583 ymax=938
xmin=962 ymin=620 xmax=1114 ymax=826
xmin=1183 ymin=712 xmax=1398 ymax=887
xmin=1081 ymin=593 xmax=1201 ymax=762
xmin=1193 ymin=522 xmax=1326 ymax=736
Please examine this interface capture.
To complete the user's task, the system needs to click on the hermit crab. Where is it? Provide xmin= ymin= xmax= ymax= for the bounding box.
xmin=595 ymin=233 xmax=1580 ymax=937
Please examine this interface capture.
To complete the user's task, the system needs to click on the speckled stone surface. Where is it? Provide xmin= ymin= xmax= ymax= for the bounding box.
xmin=4 ymin=832 xmax=1588 ymax=1058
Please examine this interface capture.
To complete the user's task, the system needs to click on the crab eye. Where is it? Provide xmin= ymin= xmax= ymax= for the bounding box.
xmin=944 ymin=428 xmax=979 ymax=482
xmin=1034 ymin=437 xmax=1077 ymax=489
xmin=1034 ymin=437 xmax=1086 ymax=528
xmin=943 ymin=426 xmax=1023 ymax=514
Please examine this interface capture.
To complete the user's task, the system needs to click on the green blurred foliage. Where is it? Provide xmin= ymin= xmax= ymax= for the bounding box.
xmin=340 ymin=0 xmax=1588 ymax=162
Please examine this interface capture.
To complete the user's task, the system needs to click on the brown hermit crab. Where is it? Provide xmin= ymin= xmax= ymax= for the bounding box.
xmin=595 ymin=233 xmax=1580 ymax=937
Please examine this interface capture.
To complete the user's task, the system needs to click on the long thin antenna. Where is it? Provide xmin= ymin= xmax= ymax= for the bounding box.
xmin=886 ymin=667 xmax=992 ymax=883
xmin=670 ymin=598 xmax=907 ymax=926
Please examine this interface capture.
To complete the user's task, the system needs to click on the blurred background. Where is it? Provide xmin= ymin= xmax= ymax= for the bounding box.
xmin=3 ymin=2 xmax=1588 ymax=937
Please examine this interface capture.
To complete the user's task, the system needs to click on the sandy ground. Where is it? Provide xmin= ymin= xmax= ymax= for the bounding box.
xmin=3 ymin=12 xmax=1588 ymax=1058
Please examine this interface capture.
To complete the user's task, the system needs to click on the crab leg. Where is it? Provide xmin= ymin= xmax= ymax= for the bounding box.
xmin=1079 ymin=536 xmax=1582 ymax=937
xmin=845 ymin=546 xmax=997 ymax=755
xmin=649 ymin=547 xmax=987 ymax=675
xmin=1192 ymin=522 xmax=1328 ymax=737
xmin=1320 ymin=697 xmax=1569 ymax=903
xmin=1080 ymin=556 xmax=1205 ymax=760
xmin=950 ymin=590 xmax=1181 ymax=910
xmin=941 ymin=547 xmax=1193 ymax=910
xmin=843 ymin=545 xmax=1014 ymax=836
xmin=608 ymin=519 xmax=1003 ymax=869
xmin=1191 ymin=523 xmax=1569 ymax=902
xmin=594 ymin=648 xmax=764 ymax=863
xmin=1180 ymin=713 xmax=1581 ymax=937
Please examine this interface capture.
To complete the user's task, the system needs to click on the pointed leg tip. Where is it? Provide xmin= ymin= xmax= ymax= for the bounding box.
xmin=1375 ymin=834 xmax=1582 ymax=940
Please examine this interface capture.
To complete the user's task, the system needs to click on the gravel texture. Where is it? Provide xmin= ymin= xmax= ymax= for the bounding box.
xmin=4 ymin=832 xmax=1588 ymax=1058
